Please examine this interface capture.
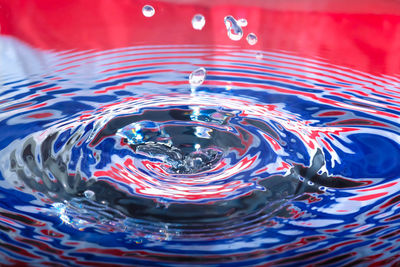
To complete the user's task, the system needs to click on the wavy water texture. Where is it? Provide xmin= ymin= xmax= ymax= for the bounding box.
xmin=0 ymin=38 xmax=400 ymax=266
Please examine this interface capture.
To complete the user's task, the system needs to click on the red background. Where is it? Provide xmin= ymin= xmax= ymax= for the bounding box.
xmin=1 ymin=0 xmax=400 ymax=75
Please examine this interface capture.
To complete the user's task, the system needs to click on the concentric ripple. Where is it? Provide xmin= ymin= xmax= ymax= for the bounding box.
xmin=0 ymin=39 xmax=400 ymax=266
xmin=6 ymin=94 xmax=357 ymax=240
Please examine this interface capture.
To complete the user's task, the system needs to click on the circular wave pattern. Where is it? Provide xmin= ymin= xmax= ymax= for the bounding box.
xmin=0 ymin=42 xmax=400 ymax=266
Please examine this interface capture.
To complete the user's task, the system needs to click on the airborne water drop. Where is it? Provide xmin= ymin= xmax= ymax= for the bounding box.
xmin=189 ymin=67 xmax=206 ymax=87
xmin=142 ymin=5 xmax=155 ymax=17
xmin=247 ymin=33 xmax=258 ymax=45
xmin=192 ymin=14 xmax=206 ymax=30
xmin=237 ymin=18 xmax=248 ymax=27
xmin=224 ymin=15 xmax=243 ymax=41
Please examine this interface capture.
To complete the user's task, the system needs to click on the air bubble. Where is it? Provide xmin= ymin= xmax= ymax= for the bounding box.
xmin=247 ymin=33 xmax=258 ymax=45
xmin=192 ymin=14 xmax=206 ymax=30
xmin=84 ymin=190 xmax=95 ymax=199
xmin=189 ymin=67 xmax=206 ymax=87
xmin=224 ymin=16 xmax=243 ymax=41
xmin=142 ymin=5 xmax=155 ymax=17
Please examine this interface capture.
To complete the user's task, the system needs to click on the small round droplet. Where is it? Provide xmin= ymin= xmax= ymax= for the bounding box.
xmin=237 ymin=18 xmax=248 ymax=27
xmin=84 ymin=190 xmax=95 ymax=199
xmin=256 ymin=52 xmax=263 ymax=60
xmin=224 ymin=15 xmax=243 ymax=41
xmin=189 ymin=67 xmax=206 ymax=87
xmin=192 ymin=14 xmax=206 ymax=30
xmin=142 ymin=5 xmax=155 ymax=17
xmin=246 ymin=33 xmax=258 ymax=45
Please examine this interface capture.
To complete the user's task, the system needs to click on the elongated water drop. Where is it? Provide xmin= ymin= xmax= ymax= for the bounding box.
xmin=224 ymin=15 xmax=243 ymax=41
xmin=247 ymin=33 xmax=258 ymax=45
xmin=142 ymin=5 xmax=155 ymax=17
xmin=192 ymin=14 xmax=206 ymax=30
xmin=189 ymin=67 xmax=206 ymax=87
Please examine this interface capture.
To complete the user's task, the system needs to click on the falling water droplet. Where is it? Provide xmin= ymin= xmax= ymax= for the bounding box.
xmin=238 ymin=18 xmax=248 ymax=27
xmin=142 ymin=5 xmax=155 ymax=17
xmin=256 ymin=52 xmax=263 ymax=60
xmin=247 ymin=33 xmax=258 ymax=45
xmin=84 ymin=190 xmax=95 ymax=199
xmin=224 ymin=15 xmax=243 ymax=41
xmin=192 ymin=14 xmax=206 ymax=30
xmin=189 ymin=67 xmax=206 ymax=87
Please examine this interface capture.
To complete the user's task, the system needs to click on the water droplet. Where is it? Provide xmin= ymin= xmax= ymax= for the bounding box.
xmin=225 ymin=81 xmax=233 ymax=91
xmin=256 ymin=52 xmax=263 ymax=60
xmin=117 ymin=121 xmax=165 ymax=145
xmin=84 ymin=190 xmax=95 ymax=199
xmin=52 ymin=202 xmax=66 ymax=210
xmin=238 ymin=18 xmax=248 ymax=27
xmin=224 ymin=15 xmax=243 ymax=41
xmin=319 ymin=186 xmax=327 ymax=192
xmin=192 ymin=14 xmax=205 ymax=30
xmin=189 ymin=67 xmax=206 ymax=87
xmin=142 ymin=5 xmax=155 ymax=17
xmin=247 ymin=33 xmax=258 ymax=45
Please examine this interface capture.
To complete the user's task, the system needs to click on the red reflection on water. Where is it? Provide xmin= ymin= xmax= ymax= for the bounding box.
xmin=93 ymin=156 xmax=255 ymax=202
xmin=349 ymin=192 xmax=388 ymax=202
xmin=27 ymin=112 xmax=54 ymax=119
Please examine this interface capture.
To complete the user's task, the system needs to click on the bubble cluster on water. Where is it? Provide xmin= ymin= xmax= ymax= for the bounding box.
xmin=192 ymin=14 xmax=206 ymax=30
xmin=142 ymin=5 xmax=155 ymax=17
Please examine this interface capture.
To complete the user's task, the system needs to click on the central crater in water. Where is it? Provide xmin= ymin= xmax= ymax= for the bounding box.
xmin=1 ymin=95 xmax=366 ymax=239
xmin=113 ymin=108 xmax=238 ymax=175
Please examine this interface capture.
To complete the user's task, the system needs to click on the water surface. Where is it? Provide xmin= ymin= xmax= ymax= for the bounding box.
xmin=0 ymin=38 xmax=400 ymax=266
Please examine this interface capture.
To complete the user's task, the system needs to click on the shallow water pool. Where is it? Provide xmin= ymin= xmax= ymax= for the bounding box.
xmin=1 ymin=1 xmax=400 ymax=266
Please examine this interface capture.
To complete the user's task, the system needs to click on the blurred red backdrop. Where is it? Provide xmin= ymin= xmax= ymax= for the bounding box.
xmin=1 ymin=0 xmax=400 ymax=75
